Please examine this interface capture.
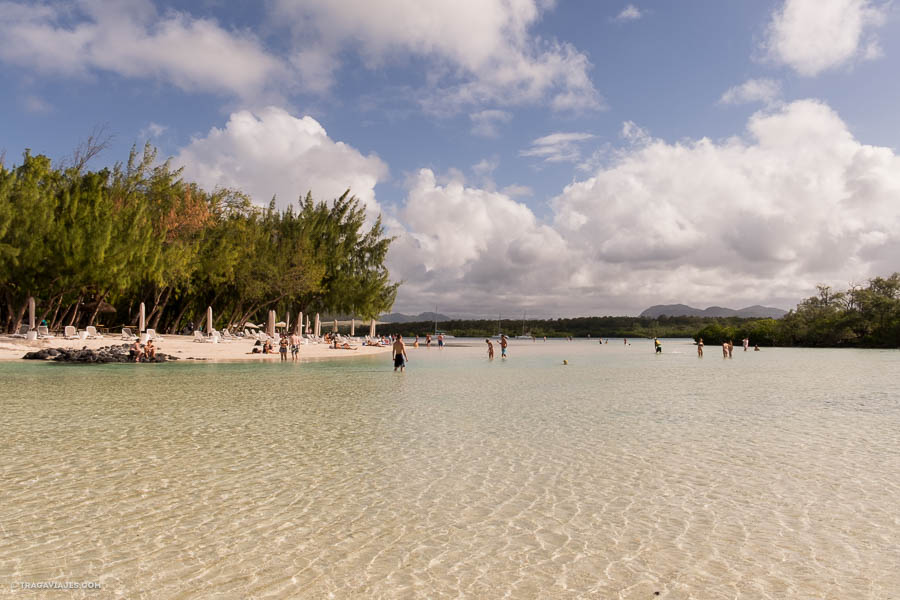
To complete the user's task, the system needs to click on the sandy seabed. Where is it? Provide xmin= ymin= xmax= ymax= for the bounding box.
xmin=0 ymin=333 xmax=392 ymax=362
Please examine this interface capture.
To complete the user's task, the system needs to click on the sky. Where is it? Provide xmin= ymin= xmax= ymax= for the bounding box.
xmin=2 ymin=0 xmax=900 ymax=318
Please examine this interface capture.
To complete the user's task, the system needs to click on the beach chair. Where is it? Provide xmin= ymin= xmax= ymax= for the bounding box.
xmin=221 ymin=330 xmax=236 ymax=342
xmin=85 ymin=326 xmax=104 ymax=339
xmin=121 ymin=328 xmax=138 ymax=341
xmin=193 ymin=330 xmax=208 ymax=343
xmin=64 ymin=325 xmax=79 ymax=340
xmin=10 ymin=324 xmax=28 ymax=338
xmin=37 ymin=325 xmax=55 ymax=339
xmin=146 ymin=328 xmax=163 ymax=341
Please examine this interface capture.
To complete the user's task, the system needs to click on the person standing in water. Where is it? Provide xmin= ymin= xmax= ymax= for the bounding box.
xmin=743 ymin=337 xmax=749 ymax=351
xmin=393 ymin=335 xmax=408 ymax=372
xmin=437 ymin=333 xmax=444 ymax=348
xmin=697 ymin=337 xmax=704 ymax=357
xmin=413 ymin=335 xmax=419 ymax=348
xmin=722 ymin=341 xmax=729 ymax=358
xmin=500 ymin=334 xmax=508 ymax=358
xmin=425 ymin=333 xmax=431 ymax=347
xmin=486 ymin=338 xmax=494 ymax=359
xmin=654 ymin=338 xmax=662 ymax=354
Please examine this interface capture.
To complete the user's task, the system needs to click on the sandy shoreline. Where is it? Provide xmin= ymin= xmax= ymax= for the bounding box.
xmin=0 ymin=333 xmax=392 ymax=363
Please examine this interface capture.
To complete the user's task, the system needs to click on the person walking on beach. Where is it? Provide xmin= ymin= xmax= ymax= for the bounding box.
xmin=438 ymin=333 xmax=444 ymax=348
xmin=393 ymin=335 xmax=408 ymax=372
xmin=697 ymin=337 xmax=704 ymax=357
xmin=290 ymin=332 xmax=301 ymax=360
xmin=486 ymin=338 xmax=494 ymax=359
xmin=500 ymin=334 xmax=508 ymax=358
xmin=425 ymin=333 xmax=431 ymax=348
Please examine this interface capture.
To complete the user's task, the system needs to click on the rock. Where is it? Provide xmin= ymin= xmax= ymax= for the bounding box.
xmin=25 ymin=346 xmax=178 ymax=363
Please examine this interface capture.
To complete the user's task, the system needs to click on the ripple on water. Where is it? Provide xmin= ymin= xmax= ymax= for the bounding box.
xmin=1 ymin=344 xmax=899 ymax=598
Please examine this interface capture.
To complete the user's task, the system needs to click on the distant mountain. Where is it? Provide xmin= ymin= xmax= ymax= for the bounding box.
xmin=640 ymin=304 xmax=787 ymax=319
xmin=379 ymin=311 xmax=451 ymax=323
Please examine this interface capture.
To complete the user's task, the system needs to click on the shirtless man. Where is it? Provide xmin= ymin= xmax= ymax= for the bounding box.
xmin=500 ymin=334 xmax=508 ymax=358
xmin=393 ymin=334 xmax=408 ymax=372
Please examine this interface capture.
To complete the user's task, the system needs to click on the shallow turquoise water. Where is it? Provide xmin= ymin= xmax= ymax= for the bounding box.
xmin=2 ymin=339 xmax=899 ymax=598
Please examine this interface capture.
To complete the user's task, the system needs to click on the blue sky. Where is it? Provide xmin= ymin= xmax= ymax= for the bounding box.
xmin=2 ymin=0 xmax=899 ymax=317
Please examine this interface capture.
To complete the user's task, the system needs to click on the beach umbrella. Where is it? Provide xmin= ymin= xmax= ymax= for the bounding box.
xmin=139 ymin=302 xmax=146 ymax=332
xmin=28 ymin=296 xmax=35 ymax=331
xmin=296 ymin=312 xmax=303 ymax=335
xmin=245 ymin=323 xmax=259 ymax=329
xmin=369 ymin=318 xmax=376 ymax=338
xmin=275 ymin=321 xmax=287 ymax=328
xmin=350 ymin=318 xmax=355 ymax=336
xmin=332 ymin=319 xmax=338 ymax=333
xmin=206 ymin=306 xmax=213 ymax=334
xmin=285 ymin=312 xmax=290 ymax=333
xmin=314 ymin=313 xmax=320 ymax=338
xmin=305 ymin=314 xmax=311 ymax=334
xmin=267 ymin=310 xmax=275 ymax=338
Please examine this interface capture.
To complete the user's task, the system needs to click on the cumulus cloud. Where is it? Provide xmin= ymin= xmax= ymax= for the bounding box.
xmin=719 ymin=78 xmax=782 ymax=105
xmin=388 ymin=100 xmax=900 ymax=315
xmin=521 ymin=132 xmax=595 ymax=163
xmin=175 ymin=107 xmax=388 ymax=217
xmin=139 ymin=122 xmax=168 ymax=138
xmin=0 ymin=0 xmax=283 ymax=98
xmin=614 ymin=4 xmax=643 ymax=22
xmin=764 ymin=0 xmax=888 ymax=76
xmin=270 ymin=0 xmax=603 ymax=113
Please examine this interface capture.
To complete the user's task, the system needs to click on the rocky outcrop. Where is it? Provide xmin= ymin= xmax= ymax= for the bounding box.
xmin=22 ymin=344 xmax=178 ymax=363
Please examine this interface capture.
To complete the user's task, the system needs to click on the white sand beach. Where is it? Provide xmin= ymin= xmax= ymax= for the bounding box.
xmin=0 ymin=334 xmax=392 ymax=362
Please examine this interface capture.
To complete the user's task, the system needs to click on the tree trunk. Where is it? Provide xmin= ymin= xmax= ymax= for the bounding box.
xmin=10 ymin=298 xmax=28 ymax=335
xmin=67 ymin=295 xmax=84 ymax=327
xmin=169 ymin=301 xmax=192 ymax=335
xmin=149 ymin=287 xmax=171 ymax=331
xmin=87 ymin=289 xmax=110 ymax=327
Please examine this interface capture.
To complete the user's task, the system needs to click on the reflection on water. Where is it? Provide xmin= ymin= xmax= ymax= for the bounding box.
xmin=2 ymin=339 xmax=899 ymax=598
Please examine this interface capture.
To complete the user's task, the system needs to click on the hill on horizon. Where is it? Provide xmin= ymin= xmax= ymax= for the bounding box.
xmin=379 ymin=311 xmax=451 ymax=323
xmin=640 ymin=304 xmax=787 ymax=319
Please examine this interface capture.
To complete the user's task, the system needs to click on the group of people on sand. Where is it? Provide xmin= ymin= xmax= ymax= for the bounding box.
xmin=411 ymin=333 xmax=444 ymax=348
xmin=129 ymin=338 xmax=156 ymax=362
xmin=484 ymin=334 xmax=508 ymax=360
xmin=695 ymin=337 xmax=759 ymax=358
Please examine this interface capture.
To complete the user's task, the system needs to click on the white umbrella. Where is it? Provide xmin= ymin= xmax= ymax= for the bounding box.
xmin=332 ymin=319 xmax=338 ymax=333
xmin=245 ymin=323 xmax=259 ymax=329
xmin=297 ymin=312 xmax=303 ymax=335
xmin=28 ymin=296 xmax=35 ymax=331
xmin=139 ymin=302 xmax=146 ymax=332
xmin=267 ymin=310 xmax=275 ymax=338
xmin=369 ymin=318 xmax=376 ymax=338
xmin=350 ymin=318 xmax=355 ymax=336
xmin=285 ymin=312 xmax=290 ymax=334
xmin=305 ymin=314 xmax=311 ymax=334
xmin=275 ymin=321 xmax=287 ymax=328
xmin=206 ymin=306 xmax=213 ymax=335
xmin=314 ymin=313 xmax=320 ymax=338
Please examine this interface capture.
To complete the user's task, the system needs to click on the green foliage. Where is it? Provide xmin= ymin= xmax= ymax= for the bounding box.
xmin=0 ymin=147 xmax=398 ymax=333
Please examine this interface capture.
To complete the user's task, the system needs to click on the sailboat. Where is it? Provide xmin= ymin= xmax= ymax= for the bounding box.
xmin=433 ymin=307 xmax=454 ymax=338
xmin=515 ymin=311 xmax=532 ymax=339
xmin=492 ymin=313 xmax=504 ymax=339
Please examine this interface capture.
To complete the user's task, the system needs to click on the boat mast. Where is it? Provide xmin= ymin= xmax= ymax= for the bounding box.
xmin=434 ymin=305 xmax=438 ymax=335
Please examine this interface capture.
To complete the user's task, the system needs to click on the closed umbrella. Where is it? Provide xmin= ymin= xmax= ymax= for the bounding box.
xmin=28 ymin=296 xmax=35 ymax=331
xmin=350 ymin=318 xmax=355 ymax=336
xmin=267 ymin=310 xmax=275 ymax=338
xmin=333 ymin=319 xmax=338 ymax=333
xmin=305 ymin=314 xmax=311 ymax=334
xmin=206 ymin=306 xmax=213 ymax=335
xmin=139 ymin=302 xmax=146 ymax=333
xmin=369 ymin=318 xmax=375 ymax=338
xmin=314 ymin=313 xmax=320 ymax=338
xmin=285 ymin=312 xmax=290 ymax=334
xmin=296 ymin=312 xmax=303 ymax=335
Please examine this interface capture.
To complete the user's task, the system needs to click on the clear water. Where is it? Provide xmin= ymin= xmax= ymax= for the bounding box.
xmin=2 ymin=339 xmax=899 ymax=599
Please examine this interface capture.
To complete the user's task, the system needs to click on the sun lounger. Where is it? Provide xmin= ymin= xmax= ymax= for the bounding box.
xmin=37 ymin=325 xmax=55 ymax=338
xmin=64 ymin=325 xmax=80 ymax=340
xmin=193 ymin=330 xmax=218 ymax=343
xmin=121 ymin=327 xmax=138 ymax=341
xmin=146 ymin=328 xmax=163 ymax=341
xmin=10 ymin=324 xmax=28 ymax=338
xmin=85 ymin=326 xmax=104 ymax=339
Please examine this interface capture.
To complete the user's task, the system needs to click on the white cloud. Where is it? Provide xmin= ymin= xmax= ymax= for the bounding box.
xmin=139 ymin=122 xmax=168 ymax=138
xmin=521 ymin=132 xmax=595 ymax=163
xmin=388 ymin=100 xmax=900 ymax=315
xmin=719 ymin=78 xmax=782 ymax=105
xmin=614 ymin=4 xmax=643 ymax=22
xmin=470 ymin=110 xmax=513 ymax=138
xmin=175 ymin=107 xmax=388 ymax=218
xmin=0 ymin=0 xmax=284 ymax=98
xmin=763 ymin=0 xmax=888 ymax=76
xmin=22 ymin=95 xmax=53 ymax=114
xmin=271 ymin=0 xmax=603 ymax=113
